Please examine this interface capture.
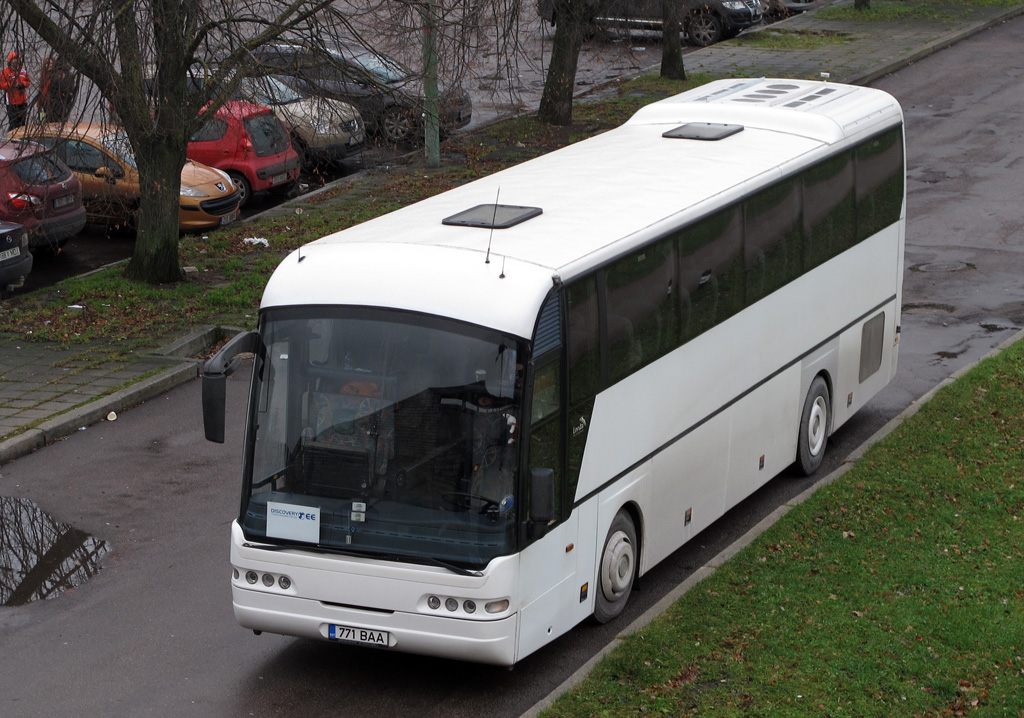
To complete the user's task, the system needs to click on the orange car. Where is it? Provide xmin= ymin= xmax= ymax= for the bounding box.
xmin=9 ymin=123 xmax=240 ymax=231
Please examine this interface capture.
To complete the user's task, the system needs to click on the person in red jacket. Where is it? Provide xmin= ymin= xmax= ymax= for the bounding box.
xmin=1 ymin=51 xmax=31 ymax=130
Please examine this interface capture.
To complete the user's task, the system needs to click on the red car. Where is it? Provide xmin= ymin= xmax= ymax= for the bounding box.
xmin=0 ymin=139 xmax=86 ymax=251
xmin=187 ymin=100 xmax=300 ymax=208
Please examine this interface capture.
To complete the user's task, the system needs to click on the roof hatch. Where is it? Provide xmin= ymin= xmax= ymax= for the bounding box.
xmin=662 ymin=122 xmax=744 ymax=141
xmin=442 ymin=203 xmax=543 ymax=229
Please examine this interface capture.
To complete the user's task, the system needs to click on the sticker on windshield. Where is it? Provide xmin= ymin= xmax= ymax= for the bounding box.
xmin=267 ymin=501 xmax=321 ymax=543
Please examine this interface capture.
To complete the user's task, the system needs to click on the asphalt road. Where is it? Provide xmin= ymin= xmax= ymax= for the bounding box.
xmin=1 ymin=14 xmax=1023 ymax=718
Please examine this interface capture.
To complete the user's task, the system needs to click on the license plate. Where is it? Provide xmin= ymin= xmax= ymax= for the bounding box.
xmin=328 ymin=624 xmax=389 ymax=646
xmin=220 ymin=211 xmax=237 ymax=225
xmin=0 ymin=246 xmax=20 ymax=262
xmin=270 ymin=172 xmax=288 ymax=185
xmin=53 ymin=195 xmax=74 ymax=209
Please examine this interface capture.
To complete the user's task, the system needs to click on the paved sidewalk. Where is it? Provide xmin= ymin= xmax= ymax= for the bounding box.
xmin=1 ymin=0 xmax=1022 ymax=466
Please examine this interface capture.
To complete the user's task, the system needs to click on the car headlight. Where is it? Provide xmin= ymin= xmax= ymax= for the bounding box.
xmin=722 ymin=1 xmax=748 ymax=8
xmin=180 ymin=185 xmax=209 ymax=198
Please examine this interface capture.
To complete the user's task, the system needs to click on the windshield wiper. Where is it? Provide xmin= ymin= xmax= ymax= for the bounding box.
xmin=243 ymin=542 xmax=483 ymax=577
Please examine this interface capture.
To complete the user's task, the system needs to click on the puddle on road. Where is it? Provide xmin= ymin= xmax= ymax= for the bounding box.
xmin=0 ymin=496 xmax=109 ymax=606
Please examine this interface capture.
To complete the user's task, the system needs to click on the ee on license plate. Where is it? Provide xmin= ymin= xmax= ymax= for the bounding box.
xmin=329 ymin=624 xmax=388 ymax=646
xmin=220 ymin=211 xmax=238 ymax=226
xmin=0 ymin=247 xmax=19 ymax=262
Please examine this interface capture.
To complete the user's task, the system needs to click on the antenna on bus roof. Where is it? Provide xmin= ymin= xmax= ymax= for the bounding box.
xmin=485 ymin=187 xmax=500 ymax=265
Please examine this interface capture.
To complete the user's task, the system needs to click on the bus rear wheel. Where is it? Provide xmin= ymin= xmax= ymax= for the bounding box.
xmin=593 ymin=510 xmax=637 ymax=623
xmin=797 ymin=376 xmax=831 ymax=475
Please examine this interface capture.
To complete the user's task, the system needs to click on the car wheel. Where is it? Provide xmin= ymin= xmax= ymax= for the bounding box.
xmin=228 ymin=172 xmax=252 ymax=208
xmin=593 ymin=509 xmax=637 ymax=624
xmin=796 ymin=376 xmax=831 ymax=476
xmin=686 ymin=12 xmax=724 ymax=47
xmin=379 ymin=106 xmax=417 ymax=146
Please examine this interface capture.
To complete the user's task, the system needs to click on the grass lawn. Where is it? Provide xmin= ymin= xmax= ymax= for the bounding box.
xmin=543 ymin=340 xmax=1024 ymax=716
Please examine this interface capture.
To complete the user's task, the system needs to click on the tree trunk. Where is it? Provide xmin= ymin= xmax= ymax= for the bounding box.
xmin=124 ymin=140 xmax=186 ymax=283
xmin=660 ymin=0 xmax=686 ymax=80
xmin=537 ymin=1 xmax=588 ymax=125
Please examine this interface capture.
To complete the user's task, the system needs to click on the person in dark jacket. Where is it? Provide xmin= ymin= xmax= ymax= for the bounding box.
xmin=37 ymin=54 xmax=78 ymax=124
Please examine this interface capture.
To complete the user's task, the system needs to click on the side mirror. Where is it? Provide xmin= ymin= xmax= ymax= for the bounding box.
xmin=202 ymin=330 xmax=259 ymax=443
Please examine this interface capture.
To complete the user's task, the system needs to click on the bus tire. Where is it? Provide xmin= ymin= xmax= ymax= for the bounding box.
xmin=593 ymin=510 xmax=637 ymax=624
xmin=797 ymin=376 xmax=831 ymax=476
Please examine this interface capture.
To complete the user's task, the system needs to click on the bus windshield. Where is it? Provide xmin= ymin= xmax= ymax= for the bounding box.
xmin=243 ymin=307 xmax=525 ymax=569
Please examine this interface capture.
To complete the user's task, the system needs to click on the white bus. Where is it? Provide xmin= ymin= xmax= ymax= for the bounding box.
xmin=203 ymin=78 xmax=905 ymax=666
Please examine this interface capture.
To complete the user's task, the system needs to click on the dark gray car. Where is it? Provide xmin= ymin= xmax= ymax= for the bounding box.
xmin=250 ymin=42 xmax=472 ymax=146
xmin=539 ymin=0 xmax=765 ymax=47
xmin=0 ymin=221 xmax=32 ymax=297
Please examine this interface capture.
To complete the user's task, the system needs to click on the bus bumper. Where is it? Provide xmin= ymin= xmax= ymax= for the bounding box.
xmin=233 ymin=587 xmax=519 ymax=666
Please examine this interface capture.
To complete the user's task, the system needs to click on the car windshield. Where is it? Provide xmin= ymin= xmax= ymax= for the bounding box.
xmin=240 ymin=76 xmax=303 ymax=106
xmin=345 ymin=48 xmax=411 ymax=84
xmin=243 ymin=307 xmax=524 ymax=569
xmin=100 ymin=131 xmax=138 ymax=169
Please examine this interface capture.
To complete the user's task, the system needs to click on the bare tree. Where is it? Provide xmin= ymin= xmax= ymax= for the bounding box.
xmin=660 ymin=0 xmax=685 ymax=80
xmin=2 ymin=1 xmax=488 ymax=284
xmin=536 ymin=0 xmax=611 ymax=125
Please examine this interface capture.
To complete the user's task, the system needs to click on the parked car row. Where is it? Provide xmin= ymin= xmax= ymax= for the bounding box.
xmin=0 ymin=40 xmax=472 ymax=297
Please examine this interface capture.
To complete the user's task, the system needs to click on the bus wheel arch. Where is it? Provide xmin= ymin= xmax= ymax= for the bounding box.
xmin=797 ymin=374 xmax=832 ymax=476
xmin=593 ymin=506 xmax=640 ymax=624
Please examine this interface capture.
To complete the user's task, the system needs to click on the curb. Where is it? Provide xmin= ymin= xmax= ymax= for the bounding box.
xmin=0 ymin=325 xmax=245 ymax=467
xmin=521 ymin=325 xmax=1024 ymax=718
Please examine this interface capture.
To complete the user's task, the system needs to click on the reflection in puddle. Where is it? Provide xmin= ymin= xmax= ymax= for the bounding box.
xmin=0 ymin=496 xmax=110 ymax=606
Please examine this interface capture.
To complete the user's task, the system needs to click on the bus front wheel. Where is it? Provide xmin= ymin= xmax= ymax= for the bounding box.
xmin=797 ymin=376 xmax=831 ymax=476
xmin=593 ymin=510 xmax=637 ymax=623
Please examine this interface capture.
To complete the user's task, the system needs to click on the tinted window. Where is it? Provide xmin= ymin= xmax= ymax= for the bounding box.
xmin=190 ymin=119 xmax=228 ymax=143
xmin=565 ymin=278 xmax=599 ymax=489
xmin=744 ymin=176 xmax=802 ymax=303
xmin=12 ymin=153 xmax=71 ymax=184
xmin=528 ymin=359 xmax=564 ymax=518
xmin=803 ymin=150 xmax=855 ymax=269
xmin=856 ymin=127 xmax=904 ymax=239
xmin=678 ymin=206 xmax=745 ymax=342
xmin=244 ymin=113 xmax=290 ymax=157
xmin=605 ymin=239 xmax=677 ymax=384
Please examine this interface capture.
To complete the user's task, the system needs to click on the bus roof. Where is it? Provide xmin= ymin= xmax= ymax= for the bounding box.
xmin=261 ymin=78 xmax=903 ymax=340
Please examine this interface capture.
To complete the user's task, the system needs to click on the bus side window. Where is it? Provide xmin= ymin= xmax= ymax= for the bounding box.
xmin=803 ymin=150 xmax=855 ymax=269
xmin=528 ymin=360 xmax=563 ymax=520
xmin=566 ymin=278 xmax=599 ymax=500
xmin=744 ymin=176 xmax=803 ymax=303
xmin=605 ymin=238 xmax=677 ymax=383
xmin=855 ymin=127 xmax=905 ymax=240
xmin=678 ymin=206 xmax=744 ymax=343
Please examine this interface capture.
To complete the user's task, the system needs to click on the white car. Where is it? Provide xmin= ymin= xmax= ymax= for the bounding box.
xmin=235 ymin=74 xmax=366 ymax=164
